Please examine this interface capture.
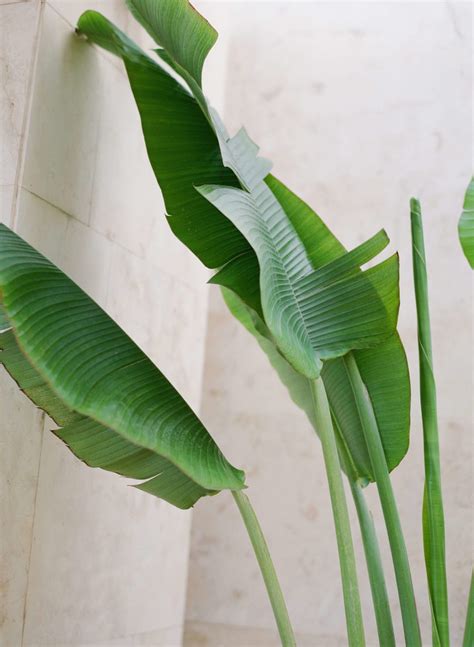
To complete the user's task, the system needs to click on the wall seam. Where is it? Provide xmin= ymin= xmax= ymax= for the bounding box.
xmin=19 ymin=412 xmax=46 ymax=647
xmin=11 ymin=0 xmax=44 ymax=231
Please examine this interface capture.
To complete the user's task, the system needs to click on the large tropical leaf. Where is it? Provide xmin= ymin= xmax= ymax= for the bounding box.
xmin=198 ymin=181 xmax=399 ymax=379
xmin=76 ymin=9 xmax=250 ymax=273
xmin=458 ymin=176 xmax=474 ymax=268
xmin=76 ymin=0 xmax=410 ymax=480
xmin=0 ymin=224 xmax=245 ymax=509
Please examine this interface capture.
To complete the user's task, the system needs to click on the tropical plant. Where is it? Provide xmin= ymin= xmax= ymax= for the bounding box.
xmin=1 ymin=0 xmax=471 ymax=645
xmin=0 ymin=224 xmax=295 ymax=646
xmin=75 ymin=2 xmax=420 ymax=646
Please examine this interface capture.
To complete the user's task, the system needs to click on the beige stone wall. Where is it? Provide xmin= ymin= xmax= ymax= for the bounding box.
xmin=0 ymin=1 xmax=216 ymax=644
xmin=185 ymin=2 xmax=473 ymax=646
xmin=1 ymin=1 xmax=472 ymax=646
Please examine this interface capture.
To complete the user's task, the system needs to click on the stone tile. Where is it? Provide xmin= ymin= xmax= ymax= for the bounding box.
xmin=58 ymin=215 xmax=114 ymax=305
xmin=14 ymin=190 xmax=112 ymax=333
xmin=22 ymin=4 xmax=102 ymax=224
xmin=0 ymin=369 xmax=44 ymax=647
xmin=0 ymin=0 xmax=40 ymax=186
xmin=16 ymin=187 xmax=70 ymax=261
xmin=88 ymin=58 xmax=164 ymax=261
xmin=22 ymin=423 xmax=192 ymax=646
xmin=0 ymin=184 xmax=15 ymax=225
xmin=106 ymin=244 xmax=209 ymax=411
xmin=49 ymin=0 xmax=133 ymax=73
xmin=102 ymin=623 xmax=183 ymax=646
xmin=85 ymin=29 xmax=211 ymax=292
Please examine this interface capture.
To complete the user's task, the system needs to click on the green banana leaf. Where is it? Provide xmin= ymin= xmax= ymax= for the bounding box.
xmin=266 ymin=178 xmax=410 ymax=479
xmin=459 ymin=177 xmax=474 ymax=268
xmin=76 ymin=0 xmax=410 ymax=482
xmin=0 ymin=224 xmax=245 ymax=509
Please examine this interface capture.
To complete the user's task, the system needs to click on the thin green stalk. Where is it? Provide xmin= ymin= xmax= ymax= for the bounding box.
xmin=411 ymin=198 xmax=450 ymax=647
xmin=232 ymin=490 xmax=296 ymax=646
xmin=344 ymin=353 xmax=422 ymax=646
xmin=350 ymin=480 xmax=396 ymax=647
xmin=463 ymin=572 xmax=474 ymax=647
xmin=310 ymin=377 xmax=366 ymax=647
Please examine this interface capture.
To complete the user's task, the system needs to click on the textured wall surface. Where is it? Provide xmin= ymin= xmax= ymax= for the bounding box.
xmin=1 ymin=1 xmax=472 ymax=646
xmin=184 ymin=2 xmax=473 ymax=646
xmin=0 ymin=1 xmax=214 ymax=644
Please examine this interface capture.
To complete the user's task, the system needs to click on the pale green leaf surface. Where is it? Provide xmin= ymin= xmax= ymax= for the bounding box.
xmin=0 ymin=224 xmax=244 ymax=505
xmin=198 ymin=183 xmax=399 ymax=378
xmin=459 ymin=177 xmax=474 ymax=268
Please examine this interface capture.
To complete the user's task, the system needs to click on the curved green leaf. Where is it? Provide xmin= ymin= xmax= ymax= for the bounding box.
xmin=77 ymin=10 xmax=248 ymax=270
xmin=459 ymin=177 xmax=474 ymax=268
xmin=198 ymin=182 xmax=399 ymax=379
xmin=124 ymin=0 xmax=216 ymax=89
xmin=266 ymin=177 xmax=410 ymax=474
xmin=0 ymin=224 xmax=245 ymax=508
xmin=77 ymin=4 xmax=409 ymax=479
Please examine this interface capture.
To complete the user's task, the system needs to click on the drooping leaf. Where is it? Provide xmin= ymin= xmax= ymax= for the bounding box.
xmin=0 ymin=224 xmax=245 ymax=508
xmin=77 ymin=10 xmax=248 ymax=270
xmin=458 ymin=177 xmax=474 ymax=268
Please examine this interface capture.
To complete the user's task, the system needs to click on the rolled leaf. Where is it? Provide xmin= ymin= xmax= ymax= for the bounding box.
xmin=411 ymin=198 xmax=449 ymax=646
xmin=459 ymin=177 xmax=474 ymax=268
xmin=0 ymin=224 xmax=245 ymax=508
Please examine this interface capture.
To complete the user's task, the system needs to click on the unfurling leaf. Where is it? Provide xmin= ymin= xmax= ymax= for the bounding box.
xmin=458 ymin=177 xmax=474 ymax=268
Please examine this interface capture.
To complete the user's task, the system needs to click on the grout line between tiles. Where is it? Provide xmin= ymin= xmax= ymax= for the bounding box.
xmin=11 ymin=0 xmax=44 ymax=231
xmin=20 ymin=411 xmax=46 ymax=647
xmin=20 ymin=186 xmax=208 ymax=298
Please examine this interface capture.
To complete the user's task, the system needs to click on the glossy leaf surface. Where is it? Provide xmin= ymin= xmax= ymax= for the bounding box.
xmin=0 ymin=224 xmax=245 ymax=508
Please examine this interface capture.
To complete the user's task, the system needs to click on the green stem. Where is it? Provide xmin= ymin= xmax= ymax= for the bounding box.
xmin=463 ymin=572 xmax=474 ymax=647
xmin=344 ymin=353 xmax=421 ymax=647
xmin=350 ymin=480 xmax=396 ymax=647
xmin=232 ymin=490 xmax=296 ymax=646
xmin=310 ymin=377 xmax=366 ymax=647
xmin=411 ymin=198 xmax=450 ymax=647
